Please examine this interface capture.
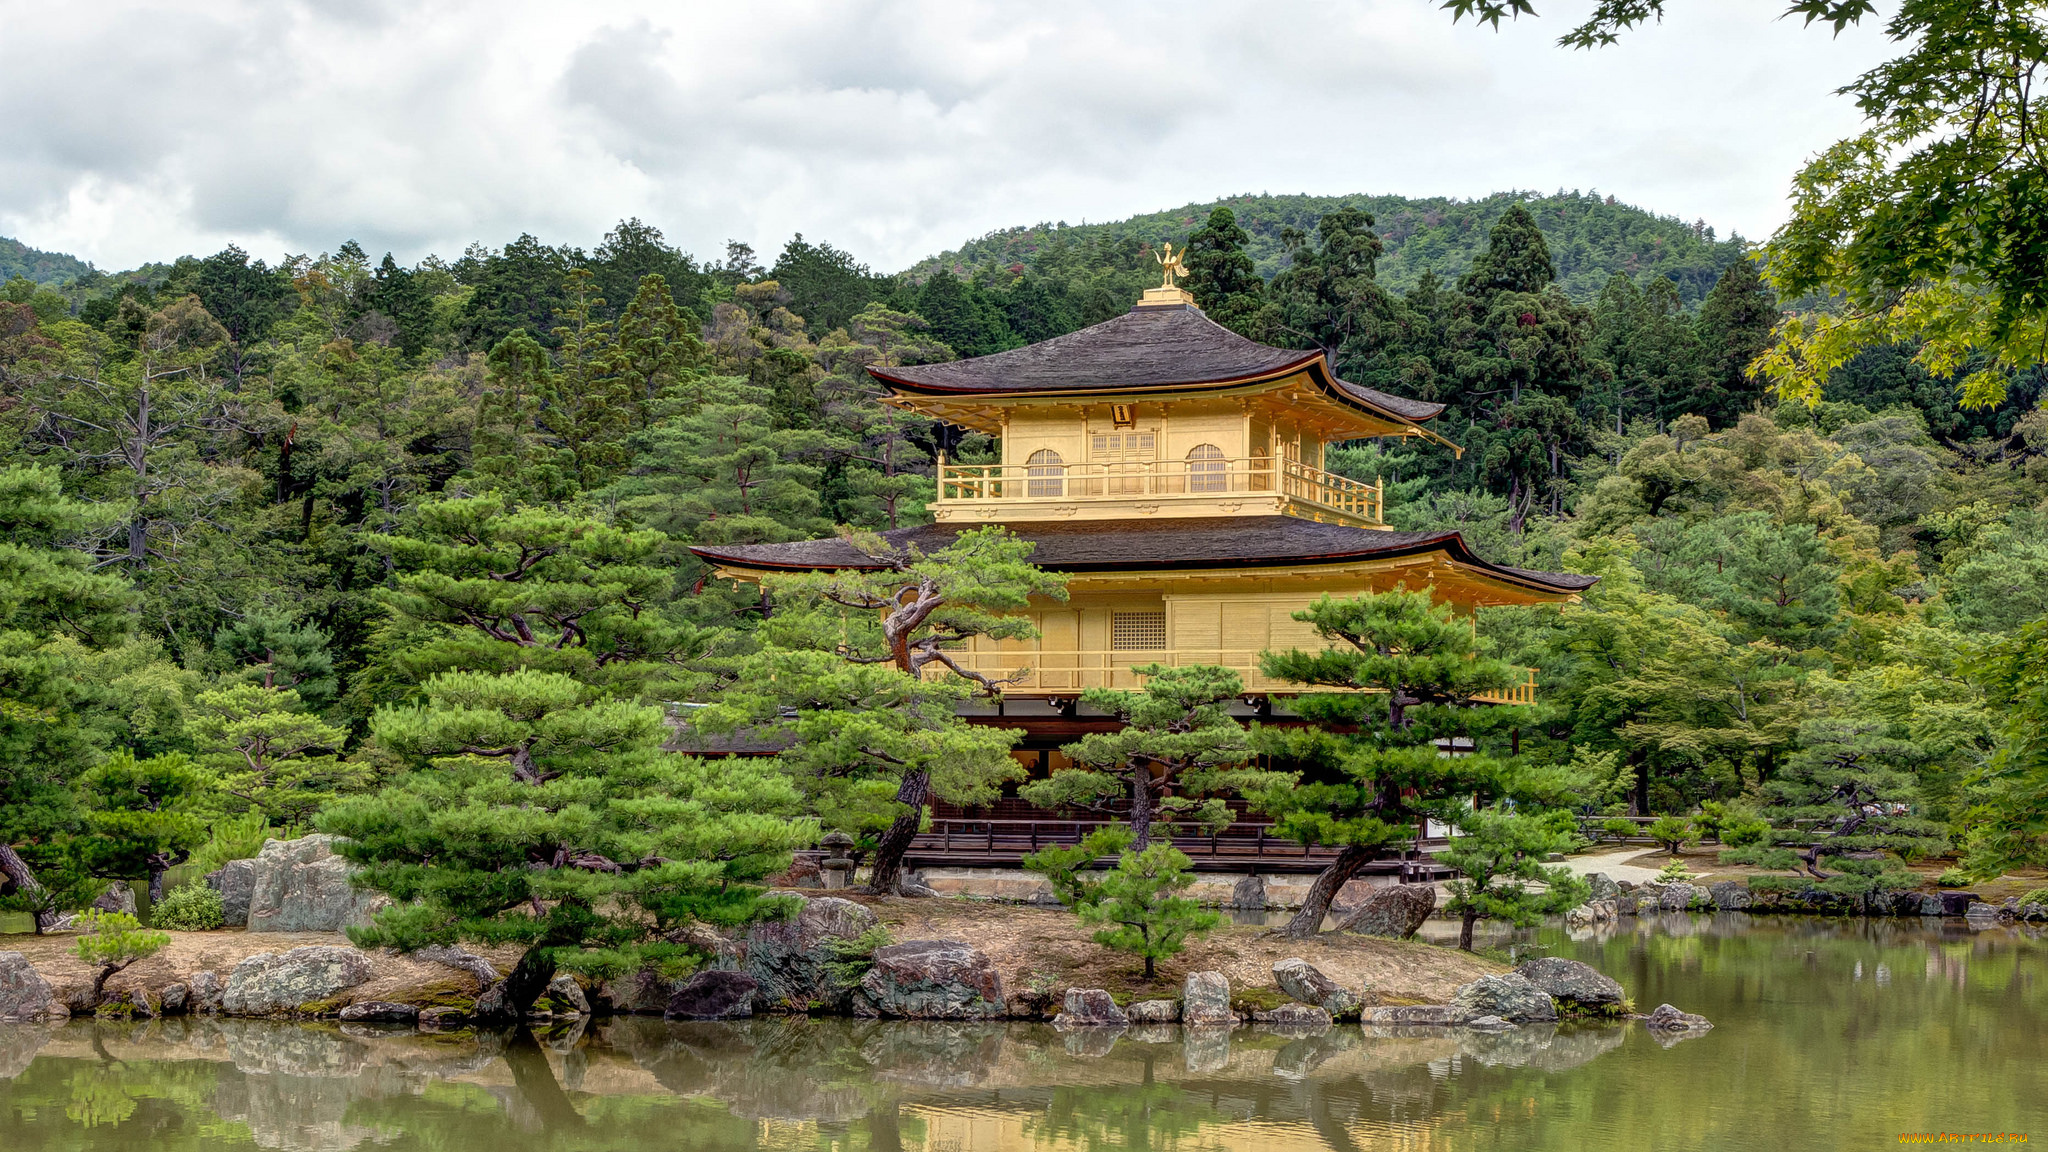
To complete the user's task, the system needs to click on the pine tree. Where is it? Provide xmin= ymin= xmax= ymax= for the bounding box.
xmin=1021 ymin=664 xmax=1292 ymax=849
xmin=322 ymin=667 xmax=815 ymax=1018
xmin=76 ymin=751 xmax=209 ymax=904
xmin=1252 ymin=588 xmax=1558 ymax=937
xmin=367 ymin=494 xmax=711 ymax=698
xmin=1076 ymin=843 xmax=1220 ymax=979
xmin=713 ymin=526 xmax=1067 ymax=894
xmin=187 ymin=684 xmax=364 ymax=829
xmin=1723 ymin=716 xmax=1947 ymax=901
xmin=612 ymin=273 xmax=705 ymax=423
xmin=1439 ymin=807 xmax=1590 ymax=950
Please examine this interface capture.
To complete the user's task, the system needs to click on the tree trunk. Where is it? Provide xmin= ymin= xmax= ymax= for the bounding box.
xmin=148 ymin=865 xmax=168 ymax=905
xmin=0 ymin=846 xmax=55 ymax=933
xmin=1459 ymin=911 xmax=1478 ymax=951
xmin=480 ymin=945 xmax=559 ymax=1022
xmin=1129 ymin=769 xmax=1154 ymax=851
xmin=865 ymin=770 xmax=931 ymax=895
xmin=1279 ymin=844 xmax=1376 ymax=938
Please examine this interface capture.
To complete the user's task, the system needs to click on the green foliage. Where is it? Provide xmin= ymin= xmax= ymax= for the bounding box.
xmin=75 ymin=751 xmax=209 ymax=900
xmin=321 ymin=667 xmax=815 ymax=1016
xmin=1021 ymin=664 xmax=1291 ymax=848
xmin=1020 ymin=824 xmax=1136 ymax=908
xmin=150 ymin=882 xmax=224 ymax=931
xmin=188 ymin=684 xmax=363 ymax=828
xmin=1937 ymin=868 xmax=1969 ymax=887
xmin=2017 ymin=888 xmax=2048 ymax=908
xmin=1074 ymin=843 xmax=1221 ymax=979
xmin=1960 ymin=620 xmax=2048 ymax=877
xmin=819 ymin=925 xmax=895 ymax=992
xmin=1655 ymin=858 xmax=1699 ymax=885
xmin=1647 ymin=816 xmax=1699 ymax=855
xmin=1439 ymin=807 xmax=1591 ymax=950
xmin=73 ymin=910 xmax=169 ymax=1005
xmin=1600 ymin=817 xmax=1640 ymax=841
xmin=187 ymin=812 xmax=274 ymax=874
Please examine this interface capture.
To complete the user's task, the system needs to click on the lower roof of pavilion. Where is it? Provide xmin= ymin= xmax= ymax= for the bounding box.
xmin=689 ymin=516 xmax=1597 ymax=605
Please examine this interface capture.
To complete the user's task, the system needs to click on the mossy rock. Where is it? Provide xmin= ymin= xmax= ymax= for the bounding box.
xmin=295 ymin=996 xmax=350 ymax=1017
xmin=1230 ymin=987 xmax=1288 ymax=1014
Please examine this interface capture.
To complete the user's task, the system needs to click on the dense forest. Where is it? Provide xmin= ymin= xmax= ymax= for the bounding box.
xmin=2 ymin=188 xmax=2046 ymax=946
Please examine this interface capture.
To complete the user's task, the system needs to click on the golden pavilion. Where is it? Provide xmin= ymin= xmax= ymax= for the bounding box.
xmin=689 ymin=279 xmax=1594 ymax=711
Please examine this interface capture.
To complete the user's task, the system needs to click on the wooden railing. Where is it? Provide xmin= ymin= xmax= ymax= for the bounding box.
xmin=907 ymin=817 xmax=1453 ymax=877
xmin=928 ymin=649 xmax=1539 ymax=703
xmin=935 ymin=457 xmax=1382 ymax=525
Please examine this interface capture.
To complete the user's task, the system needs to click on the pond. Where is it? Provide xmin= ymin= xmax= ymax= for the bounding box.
xmin=1 ymin=913 xmax=2042 ymax=1150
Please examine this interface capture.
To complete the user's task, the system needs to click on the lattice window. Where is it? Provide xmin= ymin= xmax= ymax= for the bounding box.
xmin=1186 ymin=442 xmax=1227 ymax=492
xmin=1025 ymin=448 xmax=1064 ymax=498
xmin=1090 ymin=431 xmax=1155 ymax=461
xmin=1111 ymin=611 xmax=1167 ymax=650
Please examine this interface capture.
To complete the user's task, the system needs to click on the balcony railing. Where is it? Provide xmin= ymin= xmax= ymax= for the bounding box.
xmin=936 ymin=456 xmax=1382 ymax=525
xmin=929 ymin=647 xmax=1538 ymax=704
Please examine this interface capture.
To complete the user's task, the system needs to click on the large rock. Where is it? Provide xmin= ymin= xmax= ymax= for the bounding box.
xmin=1643 ymin=1003 xmax=1712 ymax=1032
xmin=856 ymin=940 xmax=1004 ymax=1019
xmin=1513 ymin=957 xmax=1624 ymax=1011
xmin=1585 ymin=872 xmax=1621 ymax=901
xmin=1253 ymin=1003 xmax=1332 ymax=1028
xmin=245 ymin=836 xmax=389 ymax=933
xmin=542 ymin=974 xmax=591 ymax=1016
xmin=205 ymin=859 xmax=258 ymax=927
xmin=1337 ymin=884 xmax=1435 ymax=939
xmin=0 ymin=953 xmax=63 ymax=1022
xmin=1126 ymin=999 xmax=1179 ymax=1023
xmin=724 ymin=895 xmax=878 ymax=1011
xmin=338 ymin=1001 xmax=419 ymax=1023
xmin=1708 ymin=881 xmax=1752 ymax=910
xmin=1180 ymin=971 xmax=1232 ymax=1027
xmin=1655 ymin=883 xmax=1705 ymax=912
xmin=413 ymin=945 xmax=500 ymax=987
xmin=1360 ymin=1004 xmax=1462 ymax=1026
xmin=1273 ymin=958 xmax=1359 ymax=1017
xmin=664 ymin=970 xmax=759 ymax=1019
xmin=1566 ymin=899 xmax=1619 ymax=927
xmin=1230 ymin=875 xmax=1268 ymax=911
xmin=1052 ymin=988 xmax=1128 ymax=1027
xmin=187 ymin=971 xmax=224 ymax=1013
xmin=1451 ymin=973 xmax=1557 ymax=1023
xmin=221 ymin=946 xmax=373 ymax=1016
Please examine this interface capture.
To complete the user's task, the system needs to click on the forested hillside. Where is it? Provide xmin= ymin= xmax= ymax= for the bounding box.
xmin=0 ymin=237 xmax=94 ymax=287
xmin=908 ymin=190 xmax=1750 ymax=304
xmin=1 ymin=193 xmax=2046 ymax=917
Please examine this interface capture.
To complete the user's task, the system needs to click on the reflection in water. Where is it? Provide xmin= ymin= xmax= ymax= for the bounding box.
xmin=1 ymin=916 xmax=2043 ymax=1151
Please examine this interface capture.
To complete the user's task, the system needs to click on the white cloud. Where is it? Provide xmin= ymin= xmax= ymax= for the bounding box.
xmin=0 ymin=0 xmax=1894 ymax=272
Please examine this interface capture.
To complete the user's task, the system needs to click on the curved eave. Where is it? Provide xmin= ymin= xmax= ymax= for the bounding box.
xmin=688 ymin=531 xmax=1592 ymax=600
xmin=872 ymin=356 xmax=1443 ymax=438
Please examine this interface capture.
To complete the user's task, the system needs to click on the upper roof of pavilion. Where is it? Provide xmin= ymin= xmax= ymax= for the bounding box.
xmin=869 ymin=300 xmax=1446 ymax=436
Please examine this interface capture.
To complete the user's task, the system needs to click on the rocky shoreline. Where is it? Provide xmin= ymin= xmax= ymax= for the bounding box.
xmin=1566 ymin=871 xmax=2048 ymax=925
xmin=1 ymin=892 xmax=1710 ymax=1046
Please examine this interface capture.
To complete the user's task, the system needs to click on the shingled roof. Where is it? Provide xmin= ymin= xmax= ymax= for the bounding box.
xmin=690 ymin=517 xmax=1597 ymax=596
xmin=868 ymin=304 xmax=1445 ymax=425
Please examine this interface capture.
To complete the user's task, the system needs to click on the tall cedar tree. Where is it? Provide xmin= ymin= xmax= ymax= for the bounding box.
xmin=323 ymin=668 xmax=815 ymax=1019
xmin=1252 ymin=588 xmax=1550 ymax=937
xmin=1020 ymin=664 xmax=1293 ymax=849
xmin=1181 ymin=207 xmax=1268 ymax=337
xmin=741 ymin=527 xmax=1067 ymax=894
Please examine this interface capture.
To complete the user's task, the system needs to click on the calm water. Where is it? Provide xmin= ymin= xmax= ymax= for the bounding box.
xmin=2 ymin=913 xmax=2042 ymax=1151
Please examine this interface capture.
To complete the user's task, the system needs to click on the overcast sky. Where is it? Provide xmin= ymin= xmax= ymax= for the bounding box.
xmin=0 ymin=0 xmax=1896 ymax=274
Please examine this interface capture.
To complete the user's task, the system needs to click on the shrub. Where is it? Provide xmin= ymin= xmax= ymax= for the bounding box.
xmin=1655 ymin=859 xmax=1699 ymax=885
xmin=74 ymin=910 xmax=170 ymax=1008
xmin=1937 ymin=868 xmax=1969 ymax=887
xmin=1647 ymin=816 xmax=1700 ymax=855
xmin=2018 ymin=889 xmax=2048 ymax=909
xmin=190 ymin=812 xmax=276 ymax=874
xmin=1076 ymin=843 xmax=1220 ymax=979
xmin=1599 ymin=818 xmax=1639 ymax=842
xmin=1721 ymin=816 xmax=1773 ymax=849
xmin=152 ymin=883 xmax=224 ymax=931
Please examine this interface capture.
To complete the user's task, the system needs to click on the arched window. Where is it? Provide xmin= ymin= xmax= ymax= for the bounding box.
xmin=1186 ymin=443 xmax=1227 ymax=493
xmin=1025 ymin=448 xmax=1065 ymax=498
